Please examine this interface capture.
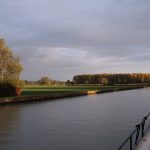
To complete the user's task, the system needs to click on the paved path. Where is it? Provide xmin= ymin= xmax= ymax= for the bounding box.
xmin=136 ymin=129 xmax=150 ymax=150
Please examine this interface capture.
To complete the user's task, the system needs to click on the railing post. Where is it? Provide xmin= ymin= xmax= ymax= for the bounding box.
xmin=130 ymin=136 xmax=133 ymax=150
xmin=135 ymin=124 xmax=140 ymax=145
xmin=117 ymin=112 xmax=150 ymax=150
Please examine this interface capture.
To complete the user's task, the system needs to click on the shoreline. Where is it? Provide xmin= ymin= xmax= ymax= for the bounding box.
xmin=0 ymin=86 xmax=147 ymax=105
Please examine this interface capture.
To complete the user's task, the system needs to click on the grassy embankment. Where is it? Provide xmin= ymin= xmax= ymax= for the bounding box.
xmin=21 ymin=84 xmax=146 ymax=97
xmin=0 ymin=84 xmax=148 ymax=104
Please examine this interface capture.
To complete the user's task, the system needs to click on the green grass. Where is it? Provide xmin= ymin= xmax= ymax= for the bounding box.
xmin=0 ymin=84 xmax=146 ymax=99
xmin=21 ymin=84 xmax=145 ymax=97
xmin=22 ymin=86 xmax=100 ymax=96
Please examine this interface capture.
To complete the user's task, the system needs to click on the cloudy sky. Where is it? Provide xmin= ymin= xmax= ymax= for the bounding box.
xmin=0 ymin=0 xmax=150 ymax=80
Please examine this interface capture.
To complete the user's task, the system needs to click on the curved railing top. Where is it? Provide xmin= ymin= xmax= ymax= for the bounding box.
xmin=118 ymin=112 xmax=150 ymax=150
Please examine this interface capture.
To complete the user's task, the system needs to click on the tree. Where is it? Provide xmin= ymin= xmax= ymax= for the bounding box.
xmin=101 ymin=78 xmax=109 ymax=86
xmin=0 ymin=39 xmax=23 ymax=97
xmin=0 ymin=39 xmax=23 ymax=85
xmin=39 ymin=77 xmax=51 ymax=85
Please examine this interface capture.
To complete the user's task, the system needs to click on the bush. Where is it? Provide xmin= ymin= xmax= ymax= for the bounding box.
xmin=0 ymin=83 xmax=17 ymax=97
xmin=101 ymin=78 xmax=109 ymax=86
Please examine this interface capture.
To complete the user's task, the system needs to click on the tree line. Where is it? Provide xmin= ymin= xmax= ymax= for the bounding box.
xmin=24 ymin=77 xmax=65 ymax=86
xmin=73 ymin=73 xmax=150 ymax=85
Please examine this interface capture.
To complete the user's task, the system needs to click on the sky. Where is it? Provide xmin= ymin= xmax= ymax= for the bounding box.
xmin=0 ymin=0 xmax=150 ymax=81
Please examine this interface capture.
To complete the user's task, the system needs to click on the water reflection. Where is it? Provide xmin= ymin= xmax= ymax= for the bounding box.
xmin=0 ymin=106 xmax=20 ymax=147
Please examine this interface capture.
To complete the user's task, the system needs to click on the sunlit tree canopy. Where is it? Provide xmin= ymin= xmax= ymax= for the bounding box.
xmin=0 ymin=39 xmax=23 ymax=85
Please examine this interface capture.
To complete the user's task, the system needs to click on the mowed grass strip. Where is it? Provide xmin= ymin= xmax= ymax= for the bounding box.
xmin=21 ymin=85 xmax=144 ymax=97
xmin=22 ymin=86 xmax=101 ymax=96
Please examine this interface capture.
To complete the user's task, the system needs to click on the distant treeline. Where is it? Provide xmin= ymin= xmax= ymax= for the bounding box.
xmin=24 ymin=77 xmax=65 ymax=86
xmin=73 ymin=73 xmax=150 ymax=85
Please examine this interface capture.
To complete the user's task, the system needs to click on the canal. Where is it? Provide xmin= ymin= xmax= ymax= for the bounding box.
xmin=0 ymin=88 xmax=150 ymax=150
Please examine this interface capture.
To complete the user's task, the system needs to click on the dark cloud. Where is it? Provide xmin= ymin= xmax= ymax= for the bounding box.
xmin=0 ymin=0 xmax=150 ymax=80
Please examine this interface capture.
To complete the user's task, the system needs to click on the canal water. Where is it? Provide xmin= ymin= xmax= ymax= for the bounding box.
xmin=0 ymin=88 xmax=150 ymax=150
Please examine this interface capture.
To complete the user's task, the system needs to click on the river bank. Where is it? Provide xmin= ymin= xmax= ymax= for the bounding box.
xmin=0 ymin=85 xmax=147 ymax=104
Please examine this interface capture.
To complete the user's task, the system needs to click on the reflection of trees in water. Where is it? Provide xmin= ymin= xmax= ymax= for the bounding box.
xmin=0 ymin=106 xmax=20 ymax=145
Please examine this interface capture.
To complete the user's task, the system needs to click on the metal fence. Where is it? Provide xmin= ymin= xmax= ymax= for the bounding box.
xmin=117 ymin=112 xmax=150 ymax=150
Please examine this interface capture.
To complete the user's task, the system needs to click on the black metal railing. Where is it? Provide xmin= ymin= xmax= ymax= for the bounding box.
xmin=117 ymin=112 xmax=150 ymax=150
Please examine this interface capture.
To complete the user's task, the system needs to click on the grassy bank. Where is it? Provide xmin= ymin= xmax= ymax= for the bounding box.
xmin=22 ymin=84 xmax=146 ymax=97
xmin=0 ymin=84 xmax=148 ymax=104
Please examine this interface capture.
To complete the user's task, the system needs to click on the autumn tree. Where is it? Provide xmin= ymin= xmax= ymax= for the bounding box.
xmin=0 ymin=39 xmax=23 ymax=96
